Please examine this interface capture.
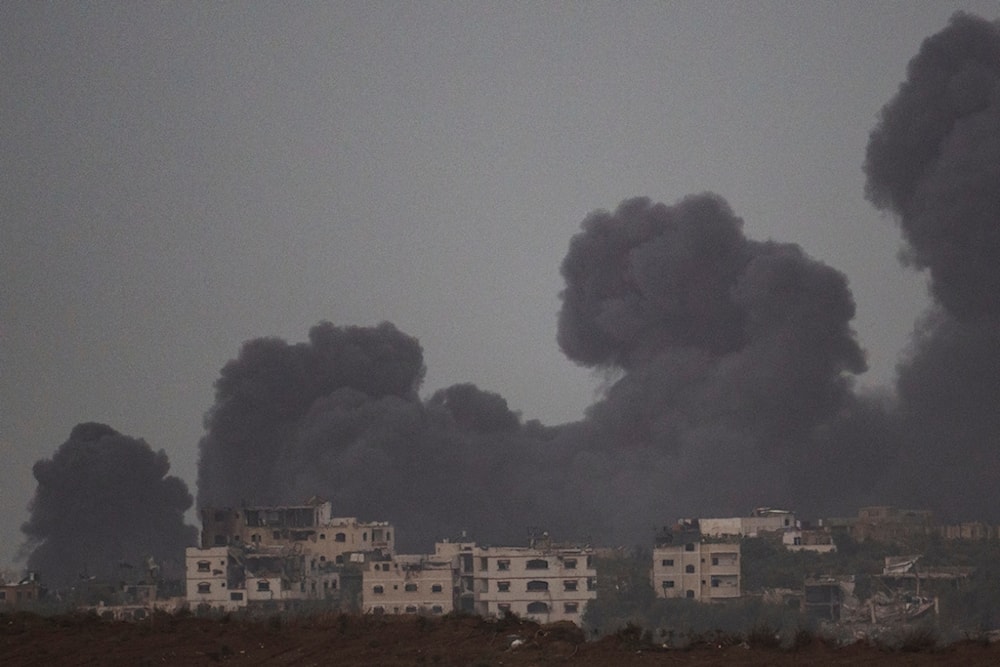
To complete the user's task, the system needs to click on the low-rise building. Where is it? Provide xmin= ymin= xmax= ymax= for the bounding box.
xmin=0 ymin=573 xmax=45 ymax=609
xmin=200 ymin=498 xmax=394 ymax=567
xmin=652 ymin=522 xmax=741 ymax=601
xmin=363 ymin=554 xmax=454 ymax=616
xmin=434 ymin=537 xmax=597 ymax=624
xmin=698 ymin=508 xmax=795 ymax=538
xmin=783 ymin=526 xmax=836 ymax=553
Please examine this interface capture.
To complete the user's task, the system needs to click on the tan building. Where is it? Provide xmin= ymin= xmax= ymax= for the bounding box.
xmin=698 ymin=508 xmax=795 ymax=538
xmin=783 ymin=527 xmax=836 ymax=553
xmin=435 ymin=538 xmax=597 ymax=624
xmin=362 ymin=554 xmax=454 ymax=616
xmin=185 ymin=546 xmax=248 ymax=613
xmin=652 ymin=525 xmax=740 ymax=601
xmin=0 ymin=573 xmax=44 ymax=609
xmin=200 ymin=498 xmax=394 ymax=567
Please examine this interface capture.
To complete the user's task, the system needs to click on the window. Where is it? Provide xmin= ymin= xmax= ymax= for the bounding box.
xmin=405 ymin=605 xmax=417 ymax=613
xmin=662 ymin=580 xmax=675 ymax=589
xmin=404 ymin=583 xmax=418 ymax=592
xmin=685 ymin=564 xmax=695 ymax=573
xmin=497 ymin=559 xmax=510 ymax=571
xmin=587 ymin=577 xmax=596 ymax=591
xmin=564 ymin=602 xmax=579 ymax=614
xmin=272 ymin=531 xmax=281 ymax=540
xmin=526 ymin=559 xmax=549 ymax=570
xmin=335 ymin=555 xmax=344 ymax=564
xmin=431 ymin=584 xmax=443 ymax=593
xmin=363 ymin=532 xmax=368 ymax=541
xmin=480 ymin=557 xmax=488 ymax=570
xmin=230 ymin=592 xmax=244 ymax=601
xmin=498 ymin=603 xmax=511 ymax=614
xmin=563 ymin=580 xmax=578 ymax=592
xmin=386 ymin=532 xmax=391 ymax=541
xmin=526 ymin=601 xmax=549 ymax=614
xmin=686 ymin=590 xmax=695 ymax=599
xmin=197 ymin=583 xmax=211 ymax=594
xmin=497 ymin=581 xmax=510 ymax=593
xmin=685 ymin=543 xmax=695 ymax=552
xmin=257 ymin=581 xmax=270 ymax=592
xmin=526 ymin=580 xmax=549 ymax=592
xmin=373 ymin=585 xmax=384 ymax=594
xmin=335 ymin=533 xmax=346 ymax=542
xmin=563 ymin=558 xmax=577 ymax=569
xmin=431 ymin=605 xmax=443 ymax=614
xmin=213 ymin=535 xmax=226 ymax=546
xmin=711 ymin=579 xmax=720 ymax=588
xmin=0 ymin=592 xmax=5 ymax=600
xmin=320 ymin=533 xmax=326 ymax=540
xmin=372 ymin=606 xmax=385 ymax=615
xmin=197 ymin=561 xmax=211 ymax=572
xmin=661 ymin=559 xmax=674 ymax=567
xmin=382 ymin=563 xmax=390 ymax=572
xmin=712 ymin=557 xmax=719 ymax=566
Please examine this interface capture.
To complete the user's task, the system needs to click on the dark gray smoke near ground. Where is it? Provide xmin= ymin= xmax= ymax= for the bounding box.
xmin=197 ymin=194 xmax=894 ymax=549
xmin=865 ymin=12 xmax=1000 ymax=520
xmin=22 ymin=423 xmax=197 ymax=588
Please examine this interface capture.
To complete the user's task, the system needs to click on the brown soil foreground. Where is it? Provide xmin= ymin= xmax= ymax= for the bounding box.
xmin=4 ymin=611 xmax=1000 ymax=666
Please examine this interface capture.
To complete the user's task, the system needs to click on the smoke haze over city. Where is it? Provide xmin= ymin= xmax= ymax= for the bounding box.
xmin=4 ymin=5 xmax=1000 ymax=575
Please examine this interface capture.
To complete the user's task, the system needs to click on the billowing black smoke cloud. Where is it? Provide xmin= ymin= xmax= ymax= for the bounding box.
xmin=196 ymin=12 xmax=999 ymax=547
xmin=22 ymin=423 xmax=197 ymax=588
xmin=196 ymin=196 xmax=895 ymax=548
xmin=865 ymin=12 xmax=1000 ymax=519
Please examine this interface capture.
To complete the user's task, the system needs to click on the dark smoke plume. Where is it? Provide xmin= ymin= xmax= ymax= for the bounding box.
xmin=196 ymin=12 xmax=1000 ymax=547
xmin=197 ymin=195 xmax=892 ymax=548
xmin=865 ymin=13 xmax=1000 ymax=520
xmin=21 ymin=423 xmax=197 ymax=588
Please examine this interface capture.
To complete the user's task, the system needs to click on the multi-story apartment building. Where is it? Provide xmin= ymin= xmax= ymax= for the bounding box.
xmin=362 ymin=553 xmax=455 ymax=616
xmin=435 ymin=538 xmax=597 ymax=624
xmin=651 ymin=523 xmax=740 ymax=601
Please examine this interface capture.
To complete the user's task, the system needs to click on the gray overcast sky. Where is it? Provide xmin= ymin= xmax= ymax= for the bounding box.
xmin=3 ymin=1 xmax=999 ymax=568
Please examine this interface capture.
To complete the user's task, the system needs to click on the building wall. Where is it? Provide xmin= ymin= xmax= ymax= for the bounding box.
xmin=468 ymin=546 xmax=597 ymax=624
xmin=652 ymin=541 xmax=741 ymax=601
xmin=185 ymin=547 xmax=247 ymax=612
xmin=362 ymin=555 xmax=454 ymax=615
xmin=200 ymin=503 xmax=394 ymax=564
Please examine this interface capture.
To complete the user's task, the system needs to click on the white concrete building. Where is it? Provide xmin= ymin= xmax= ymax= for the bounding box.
xmin=185 ymin=546 xmax=248 ymax=613
xmin=651 ymin=526 xmax=740 ymax=602
xmin=435 ymin=539 xmax=597 ymax=624
xmin=362 ymin=554 xmax=454 ymax=616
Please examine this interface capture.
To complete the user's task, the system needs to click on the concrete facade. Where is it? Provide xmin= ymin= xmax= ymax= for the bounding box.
xmin=652 ymin=526 xmax=740 ymax=602
xmin=363 ymin=554 xmax=454 ymax=616
xmin=435 ymin=540 xmax=597 ymax=624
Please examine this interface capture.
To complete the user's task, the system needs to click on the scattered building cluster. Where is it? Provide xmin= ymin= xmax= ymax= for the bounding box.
xmin=185 ymin=497 xmax=598 ymax=624
xmin=6 ymin=500 xmax=995 ymax=632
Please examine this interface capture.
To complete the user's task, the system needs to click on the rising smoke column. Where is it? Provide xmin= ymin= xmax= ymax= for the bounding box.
xmin=865 ymin=12 xmax=1000 ymax=519
xmin=555 ymin=193 xmax=891 ymax=526
xmin=196 ymin=321 xmax=426 ymax=508
xmin=197 ymin=321 xmax=553 ymax=549
xmin=21 ymin=423 xmax=197 ymax=588
xmin=196 ymin=194 xmax=897 ymax=549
